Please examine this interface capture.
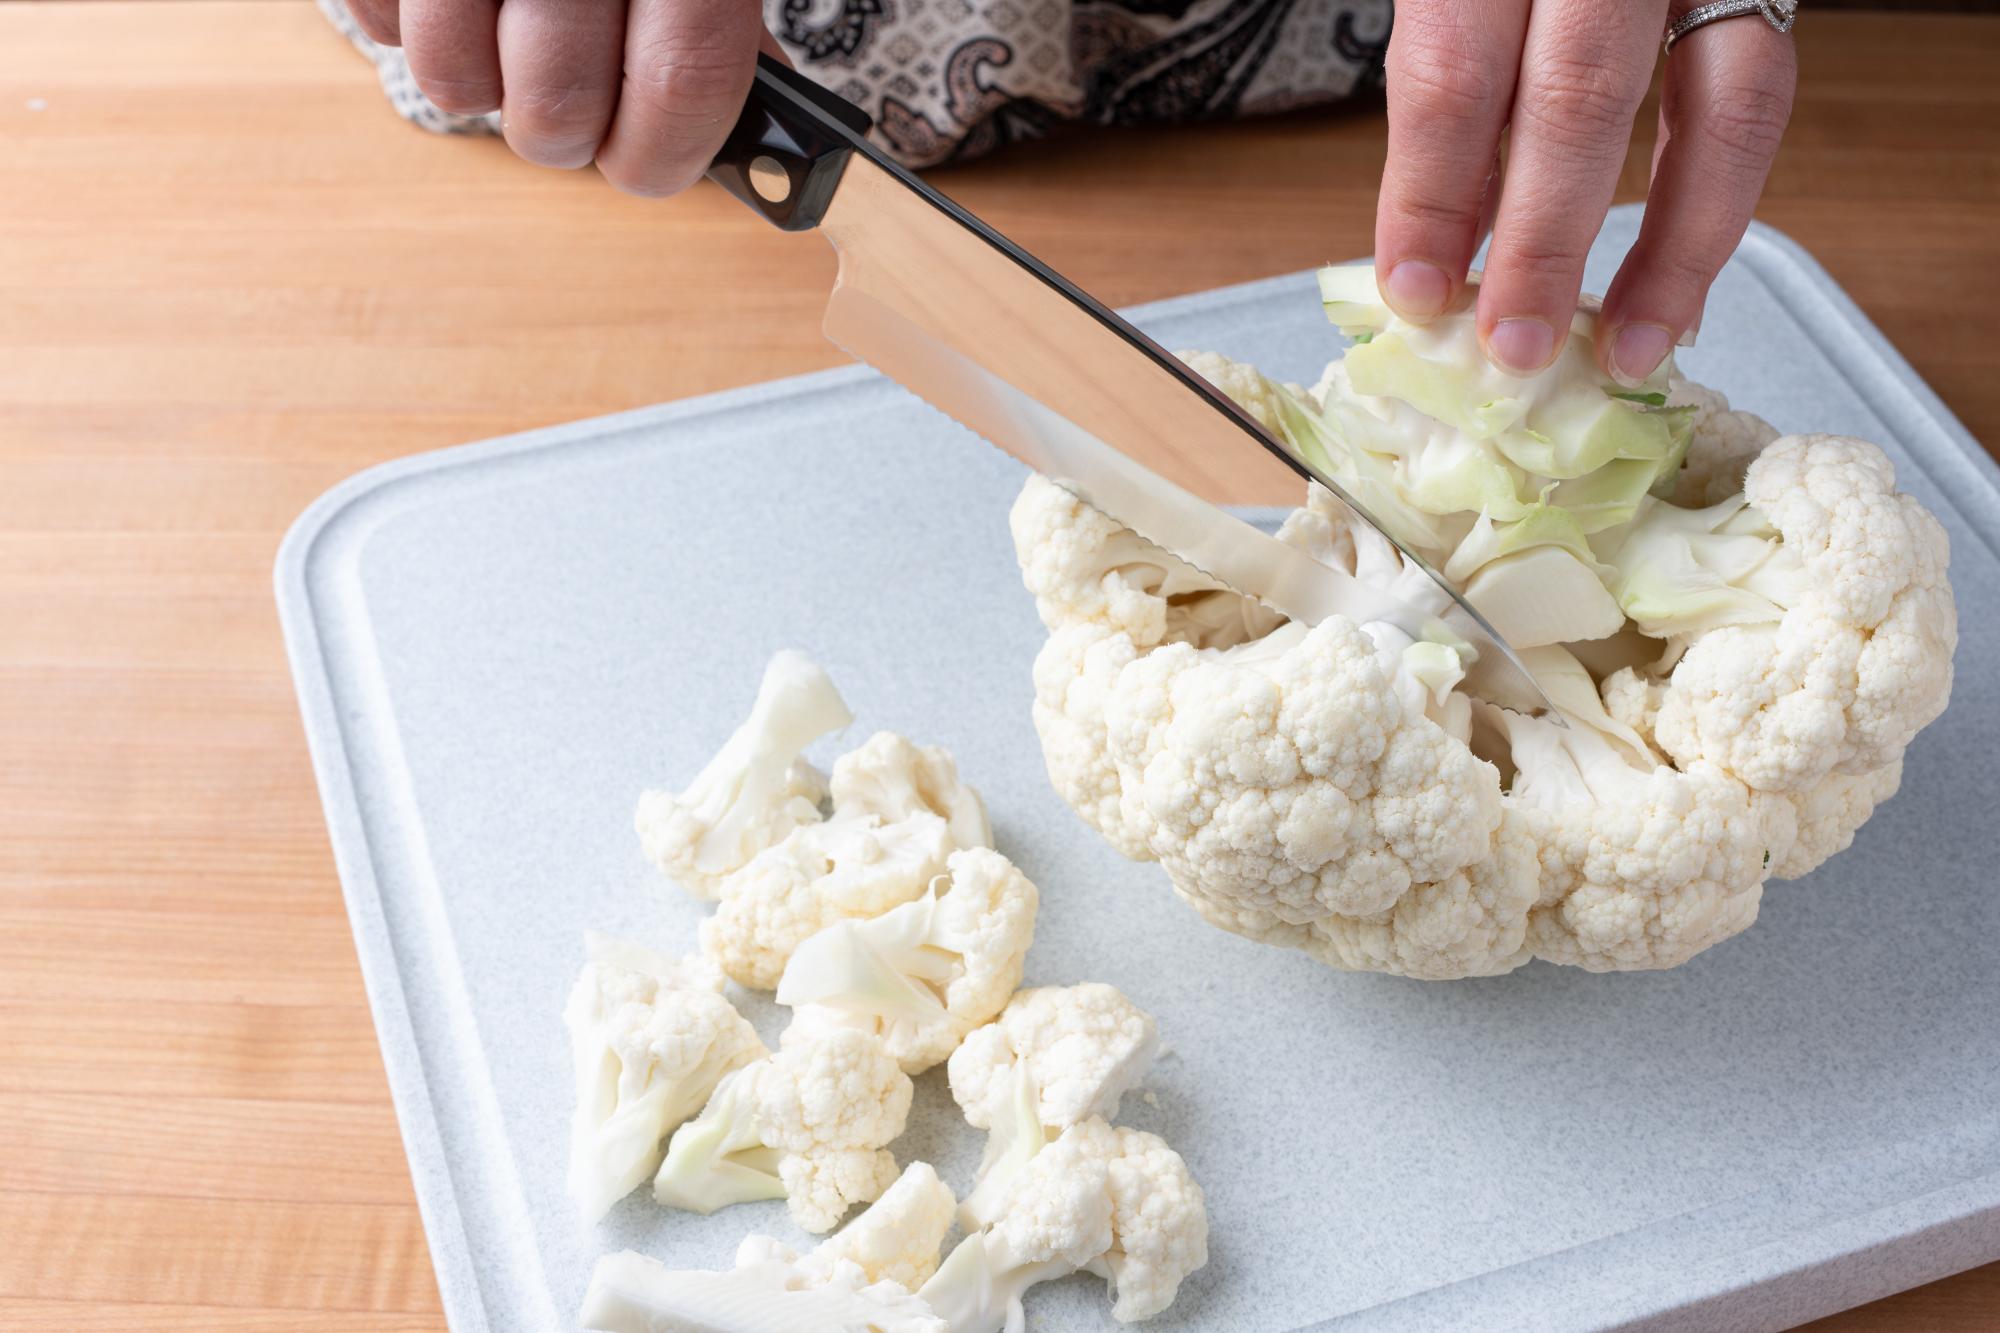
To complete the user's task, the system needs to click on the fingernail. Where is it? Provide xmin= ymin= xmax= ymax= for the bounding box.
xmin=1488 ymin=318 xmax=1556 ymax=375
xmin=1609 ymin=323 xmax=1673 ymax=386
xmin=1383 ymin=261 xmax=1451 ymax=320
xmin=1677 ymin=321 xmax=1699 ymax=348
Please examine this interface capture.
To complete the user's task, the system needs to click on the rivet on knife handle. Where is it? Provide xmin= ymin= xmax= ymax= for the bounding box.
xmin=708 ymin=55 xmax=874 ymax=232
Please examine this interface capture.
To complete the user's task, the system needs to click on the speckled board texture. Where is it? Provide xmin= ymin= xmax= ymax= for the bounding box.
xmin=276 ymin=207 xmax=2000 ymax=1333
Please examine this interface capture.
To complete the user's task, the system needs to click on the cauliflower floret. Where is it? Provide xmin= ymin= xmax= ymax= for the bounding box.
xmin=636 ymin=650 xmax=851 ymax=900
xmin=1770 ymin=760 xmax=1904 ymax=880
xmin=1177 ymin=348 xmax=1301 ymax=432
xmin=779 ymin=847 xmax=1040 ymax=1073
xmin=654 ymin=1026 xmax=912 ymax=1234
xmin=947 ymin=983 xmax=1160 ymax=1227
xmin=1009 ymin=473 xmax=1281 ymax=652
xmin=1030 ymin=623 xmax=1149 ymax=858
xmin=1668 ymin=378 xmax=1783 ymax=508
xmin=1106 ymin=616 xmax=1528 ymax=979
xmin=917 ymin=1118 xmax=1207 ymax=1330
xmin=1606 ymin=661 xmax=1904 ymax=884
xmin=581 ymin=1237 xmax=945 ymax=1333
xmin=585 ymin=1165 xmax=953 ymax=1329
xmin=1651 ymin=434 xmax=1956 ymax=793
xmin=830 ymin=730 xmax=993 ymax=852
xmin=755 ymin=1160 xmax=958 ymax=1292
xmin=1490 ymin=708 xmax=1795 ymax=971
xmin=563 ymin=934 xmax=765 ymax=1224
xmin=700 ymin=811 xmax=954 ymax=990
xmin=948 ymin=983 xmax=1158 ymax=1132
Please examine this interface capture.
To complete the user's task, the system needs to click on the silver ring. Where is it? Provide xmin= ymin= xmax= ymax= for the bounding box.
xmin=1665 ymin=0 xmax=1797 ymax=52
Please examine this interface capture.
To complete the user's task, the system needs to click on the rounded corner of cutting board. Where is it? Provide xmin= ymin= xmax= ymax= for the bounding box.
xmin=274 ymin=455 xmax=416 ymax=608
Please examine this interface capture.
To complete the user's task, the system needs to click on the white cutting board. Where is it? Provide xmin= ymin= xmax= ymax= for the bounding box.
xmin=277 ymin=208 xmax=2000 ymax=1332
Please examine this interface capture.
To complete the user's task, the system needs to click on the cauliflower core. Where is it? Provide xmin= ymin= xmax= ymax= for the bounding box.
xmin=1011 ymin=271 xmax=1955 ymax=978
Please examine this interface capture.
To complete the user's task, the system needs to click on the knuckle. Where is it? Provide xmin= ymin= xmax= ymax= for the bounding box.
xmin=1490 ymin=234 xmax=1591 ymax=286
xmin=625 ymin=28 xmax=754 ymax=121
xmin=512 ymin=77 xmax=614 ymax=132
xmin=1517 ymin=53 xmax=1647 ymax=153
xmin=1694 ymin=78 xmax=1792 ymax=171
xmin=1384 ymin=189 xmax=1486 ymax=235
xmin=1625 ymin=238 xmax=1719 ymax=296
xmin=1389 ymin=41 xmax=1507 ymax=126
xmin=507 ymin=77 xmax=616 ymax=159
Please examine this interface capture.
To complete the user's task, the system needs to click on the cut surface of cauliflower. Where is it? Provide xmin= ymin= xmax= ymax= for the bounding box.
xmin=654 ymin=1026 xmax=913 ymax=1234
xmin=563 ymin=934 xmax=765 ymax=1224
xmin=831 ymin=730 xmax=993 ymax=852
xmin=636 ymin=650 xmax=851 ymax=900
xmin=778 ymin=846 xmax=1041 ymax=1073
xmin=1010 ymin=270 xmax=1956 ymax=978
xmin=741 ymin=1160 xmax=958 ymax=1292
xmin=580 ymin=1242 xmax=945 ymax=1333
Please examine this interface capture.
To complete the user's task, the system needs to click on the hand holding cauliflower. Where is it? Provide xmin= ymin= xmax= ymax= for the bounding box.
xmin=1014 ymin=267 xmax=1956 ymax=978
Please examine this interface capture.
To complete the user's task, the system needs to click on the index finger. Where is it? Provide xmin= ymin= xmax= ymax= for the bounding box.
xmin=1374 ymin=0 xmax=1530 ymax=321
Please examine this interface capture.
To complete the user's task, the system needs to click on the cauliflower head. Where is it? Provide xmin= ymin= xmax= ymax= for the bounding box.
xmin=1011 ymin=267 xmax=1955 ymax=978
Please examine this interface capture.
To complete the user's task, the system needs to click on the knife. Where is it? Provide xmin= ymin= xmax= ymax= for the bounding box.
xmin=707 ymin=56 xmax=1554 ymax=718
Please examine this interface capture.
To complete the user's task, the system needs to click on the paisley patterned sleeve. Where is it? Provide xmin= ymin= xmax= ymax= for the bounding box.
xmin=320 ymin=0 xmax=1392 ymax=168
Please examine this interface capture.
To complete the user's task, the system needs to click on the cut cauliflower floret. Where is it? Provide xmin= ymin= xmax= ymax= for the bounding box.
xmin=584 ymin=1164 xmax=953 ymax=1330
xmin=787 ymin=1160 xmax=958 ymax=1291
xmin=563 ymin=934 xmax=766 ymax=1223
xmin=830 ymin=730 xmax=993 ymax=852
xmin=779 ymin=846 xmax=1040 ymax=1074
xmin=636 ymin=650 xmax=851 ymax=900
xmin=654 ymin=1026 xmax=912 ymax=1234
xmin=947 ymin=983 xmax=1160 ymax=1227
xmin=581 ymin=1227 xmax=945 ymax=1333
xmin=1009 ymin=269 xmax=1955 ymax=977
xmin=917 ymin=1118 xmax=1207 ymax=1330
xmin=700 ymin=811 xmax=954 ymax=990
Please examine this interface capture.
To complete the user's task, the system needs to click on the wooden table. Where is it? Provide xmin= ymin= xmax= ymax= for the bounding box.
xmin=1 ymin=3 xmax=1995 ymax=1328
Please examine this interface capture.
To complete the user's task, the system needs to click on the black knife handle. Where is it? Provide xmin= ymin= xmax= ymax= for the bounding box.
xmin=708 ymin=55 xmax=874 ymax=232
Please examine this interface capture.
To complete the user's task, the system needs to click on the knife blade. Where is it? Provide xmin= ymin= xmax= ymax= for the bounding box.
xmin=708 ymin=57 xmax=1554 ymax=718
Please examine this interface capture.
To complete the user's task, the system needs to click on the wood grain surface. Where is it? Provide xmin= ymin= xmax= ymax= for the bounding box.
xmin=1 ymin=3 xmax=1995 ymax=1329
